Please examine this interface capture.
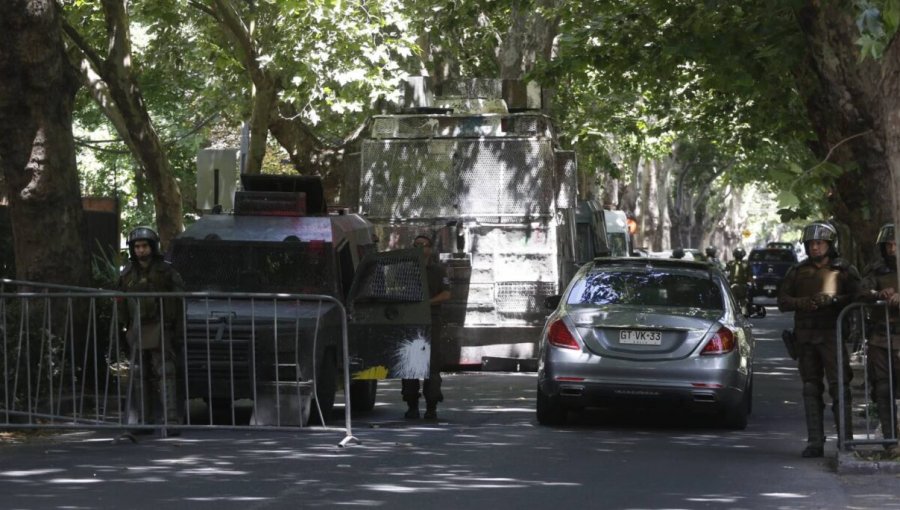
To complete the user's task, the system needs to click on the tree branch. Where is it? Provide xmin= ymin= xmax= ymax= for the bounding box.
xmin=100 ymin=0 xmax=132 ymax=75
xmin=59 ymin=15 xmax=106 ymax=75
xmin=188 ymin=0 xmax=219 ymax=20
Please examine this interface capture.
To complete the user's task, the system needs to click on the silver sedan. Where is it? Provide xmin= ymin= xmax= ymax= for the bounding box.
xmin=536 ymin=258 xmax=755 ymax=428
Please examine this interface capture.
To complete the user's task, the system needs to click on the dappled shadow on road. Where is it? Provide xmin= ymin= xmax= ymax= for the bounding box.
xmin=3 ymin=371 xmax=899 ymax=509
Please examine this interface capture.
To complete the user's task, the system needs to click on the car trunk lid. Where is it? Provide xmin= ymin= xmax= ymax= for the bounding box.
xmin=567 ymin=306 xmax=720 ymax=361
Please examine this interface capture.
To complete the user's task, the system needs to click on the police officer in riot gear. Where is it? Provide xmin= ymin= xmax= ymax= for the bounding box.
xmin=118 ymin=226 xmax=185 ymax=433
xmin=856 ymin=223 xmax=900 ymax=455
xmin=726 ymin=248 xmax=751 ymax=314
xmin=705 ymin=245 xmax=724 ymax=269
xmin=778 ymin=221 xmax=860 ymax=457
xmin=402 ymin=235 xmax=451 ymax=420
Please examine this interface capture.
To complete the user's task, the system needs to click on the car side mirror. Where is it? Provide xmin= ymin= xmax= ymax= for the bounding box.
xmin=544 ymin=295 xmax=562 ymax=310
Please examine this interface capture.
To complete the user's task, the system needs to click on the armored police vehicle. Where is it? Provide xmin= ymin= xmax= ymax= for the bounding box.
xmin=345 ymin=78 xmax=585 ymax=368
xmin=168 ymin=174 xmax=431 ymax=425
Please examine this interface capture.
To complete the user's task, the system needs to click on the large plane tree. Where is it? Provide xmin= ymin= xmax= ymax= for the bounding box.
xmin=0 ymin=0 xmax=89 ymax=284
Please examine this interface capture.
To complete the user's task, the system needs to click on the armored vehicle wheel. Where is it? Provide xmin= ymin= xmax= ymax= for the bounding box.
xmin=349 ymin=380 xmax=378 ymax=413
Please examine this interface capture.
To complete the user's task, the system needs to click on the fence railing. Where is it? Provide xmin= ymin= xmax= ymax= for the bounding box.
xmin=0 ymin=279 xmax=359 ymax=446
xmin=836 ymin=301 xmax=897 ymax=452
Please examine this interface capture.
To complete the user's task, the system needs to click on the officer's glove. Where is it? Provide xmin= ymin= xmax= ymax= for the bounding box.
xmin=795 ymin=297 xmax=818 ymax=312
xmin=810 ymin=293 xmax=837 ymax=307
xmin=890 ymin=294 xmax=900 ymax=307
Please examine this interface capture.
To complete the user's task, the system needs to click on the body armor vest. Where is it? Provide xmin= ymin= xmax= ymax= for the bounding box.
xmin=782 ymin=260 xmax=854 ymax=332
xmin=861 ymin=260 xmax=900 ymax=348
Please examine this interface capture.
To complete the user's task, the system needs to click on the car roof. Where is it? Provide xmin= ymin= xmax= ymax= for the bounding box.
xmin=590 ymin=257 xmax=720 ymax=274
xmin=750 ymin=248 xmax=794 ymax=254
xmin=748 ymin=248 xmax=798 ymax=262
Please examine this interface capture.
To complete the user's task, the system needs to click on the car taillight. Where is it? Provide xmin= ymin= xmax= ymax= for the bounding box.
xmin=701 ymin=327 xmax=735 ymax=355
xmin=547 ymin=320 xmax=580 ymax=350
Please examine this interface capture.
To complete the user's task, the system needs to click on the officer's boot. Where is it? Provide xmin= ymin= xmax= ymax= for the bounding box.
xmin=877 ymin=400 xmax=900 ymax=455
xmin=159 ymin=358 xmax=182 ymax=423
xmin=126 ymin=363 xmax=154 ymax=435
xmin=802 ymin=397 xmax=825 ymax=458
xmin=404 ymin=399 xmax=420 ymax=419
xmin=423 ymin=401 xmax=438 ymax=420
xmin=160 ymin=371 xmax=182 ymax=437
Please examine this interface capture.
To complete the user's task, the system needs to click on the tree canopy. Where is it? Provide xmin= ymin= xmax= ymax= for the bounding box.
xmin=3 ymin=0 xmax=899 ymax=283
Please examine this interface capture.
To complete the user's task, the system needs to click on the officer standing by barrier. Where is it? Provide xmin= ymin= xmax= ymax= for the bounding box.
xmin=778 ymin=221 xmax=860 ymax=458
xmin=856 ymin=223 xmax=900 ymax=455
xmin=118 ymin=226 xmax=185 ymax=432
xmin=402 ymin=235 xmax=451 ymax=421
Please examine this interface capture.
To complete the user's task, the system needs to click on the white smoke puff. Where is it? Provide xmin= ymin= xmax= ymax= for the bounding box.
xmin=393 ymin=330 xmax=430 ymax=379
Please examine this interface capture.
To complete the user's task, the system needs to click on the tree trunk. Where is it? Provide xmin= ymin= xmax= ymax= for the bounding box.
xmin=880 ymin=33 xmax=900 ymax=291
xmin=499 ymin=0 xmax=561 ymax=80
xmin=644 ymin=159 xmax=660 ymax=251
xmin=656 ymin=157 xmax=673 ymax=251
xmin=0 ymin=0 xmax=89 ymax=285
xmin=63 ymin=0 xmax=184 ymax=249
xmin=795 ymin=3 xmax=892 ymax=268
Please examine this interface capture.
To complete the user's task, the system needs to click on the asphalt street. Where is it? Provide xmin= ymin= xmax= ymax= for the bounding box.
xmin=2 ymin=304 xmax=900 ymax=510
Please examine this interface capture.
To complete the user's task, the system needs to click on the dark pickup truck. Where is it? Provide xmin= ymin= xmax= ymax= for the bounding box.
xmin=748 ymin=247 xmax=798 ymax=299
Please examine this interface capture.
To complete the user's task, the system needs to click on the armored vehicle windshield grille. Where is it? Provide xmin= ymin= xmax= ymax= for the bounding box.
xmin=354 ymin=254 xmax=425 ymax=303
xmin=170 ymin=240 xmax=333 ymax=294
xmin=360 ymin=139 xmax=554 ymax=218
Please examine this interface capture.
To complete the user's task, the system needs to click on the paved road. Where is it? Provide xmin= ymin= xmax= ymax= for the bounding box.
xmin=2 ymin=305 xmax=900 ymax=509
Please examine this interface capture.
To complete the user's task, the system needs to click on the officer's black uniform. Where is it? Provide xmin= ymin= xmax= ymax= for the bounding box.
xmin=401 ymin=253 xmax=450 ymax=420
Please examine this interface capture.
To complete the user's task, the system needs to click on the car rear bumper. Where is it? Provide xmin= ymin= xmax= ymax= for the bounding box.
xmin=538 ymin=354 xmax=749 ymax=412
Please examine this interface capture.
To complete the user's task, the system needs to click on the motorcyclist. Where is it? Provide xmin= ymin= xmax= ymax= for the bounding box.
xmin=777 ymin=221 xmax=860 ymax=457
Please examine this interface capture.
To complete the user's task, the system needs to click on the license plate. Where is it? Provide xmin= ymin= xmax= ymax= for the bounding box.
xmin=618 ymin=329 xmax=662 ymax=345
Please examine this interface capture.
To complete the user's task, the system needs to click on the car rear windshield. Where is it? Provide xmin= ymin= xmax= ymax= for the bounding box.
xmin=749 ymin=249 xmax=795 ymax=263
xmin=567 ymin=269 xmax=724 ymax=310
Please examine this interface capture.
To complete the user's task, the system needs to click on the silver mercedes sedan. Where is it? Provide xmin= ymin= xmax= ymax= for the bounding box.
xmin=536 ymin=257 xmax=755 ymax=429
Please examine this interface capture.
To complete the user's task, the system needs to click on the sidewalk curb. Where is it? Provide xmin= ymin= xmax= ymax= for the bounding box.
xmin=836 ymin=450 xmax=900 ymax=474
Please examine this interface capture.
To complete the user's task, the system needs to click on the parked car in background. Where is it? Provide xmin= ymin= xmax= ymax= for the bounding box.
xmin=766 ymin=241 xmax=797 ymax=252
xmin=747 ymin=247 xmax=798 ymax=301
xmin=536 ymin=258 xmax=755 ymax=429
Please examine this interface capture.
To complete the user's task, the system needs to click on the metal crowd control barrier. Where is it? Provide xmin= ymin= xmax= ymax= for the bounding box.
xmin=0 ymin=279 xmax=359 ymax=447
xmin=836 ymin=301 xmax=897 ymax=452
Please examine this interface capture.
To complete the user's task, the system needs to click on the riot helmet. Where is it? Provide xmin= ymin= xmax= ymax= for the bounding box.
xmin=672 ymin=247 xmax=685 ymax=259
xmin=733 ymin=247 xmax=746 ymax=260
xmin=705 ymin=246 xmax=717 ymax=258
xmin=127 ymin=226 xmax=160 ymax=261
xmin=801 ymin=221 xmax=838 ymax=258
xmin=876 ymin=222 xmax=896 ymax=262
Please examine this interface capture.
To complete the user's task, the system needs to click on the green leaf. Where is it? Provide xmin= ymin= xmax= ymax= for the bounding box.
xmin=776 ymin=190 xmax=801 ymax=208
